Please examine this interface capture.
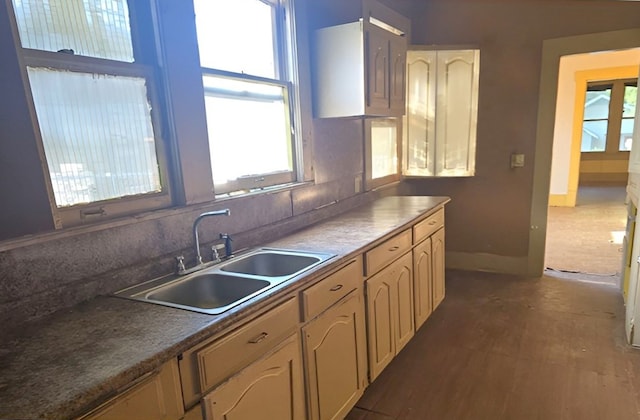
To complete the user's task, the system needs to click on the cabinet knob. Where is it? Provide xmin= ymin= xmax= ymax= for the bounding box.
xmin=330 ymin=284 xmax=343 ymax=292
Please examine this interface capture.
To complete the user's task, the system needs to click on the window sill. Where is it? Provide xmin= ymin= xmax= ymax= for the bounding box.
xmin=0 ymin=181 xmax=315 ymax=252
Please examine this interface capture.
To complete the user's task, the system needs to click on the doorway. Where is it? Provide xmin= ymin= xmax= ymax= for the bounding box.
xmin=545 ymin=185 xmax=627 ymax=285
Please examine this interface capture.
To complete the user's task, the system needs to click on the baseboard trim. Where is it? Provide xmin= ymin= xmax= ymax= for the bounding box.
xmin=446 ymin=252 xmax=531 ymax=276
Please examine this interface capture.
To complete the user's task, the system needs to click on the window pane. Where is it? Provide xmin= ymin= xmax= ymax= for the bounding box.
xmin=12 ymin=0 xmax=133 ymax=62
xmin=623 ymin=85 xmax=637 ymax=118
xmin=203 ymin=77 xmax=292 ymax=186
xmin=620 ymin=118 xmax=635 ymax=151
xmin=371 ymin=120 xmax=398 ymax=179
xmin=583 ymin=87 xmax=611 ymax=120
xmin=27 ymin=68 xmax=161 ymax=207
xmin=581 ymin=120 xmax=608 ymax=152
xmin=194 ymin=0 xmax=277 ymax=78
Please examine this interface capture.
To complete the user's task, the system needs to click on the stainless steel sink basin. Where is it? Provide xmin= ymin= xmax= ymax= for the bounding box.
xmin=220 ymin=249 xmax=324 ymax=277
xmin=114 ymin=248 xmax=335 ymax=315
xmin=146 ymin=274 xmax=270 ymax=312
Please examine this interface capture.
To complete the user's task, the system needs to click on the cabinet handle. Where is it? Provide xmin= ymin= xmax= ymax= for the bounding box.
xmin=388 ymin=246 xmax=399 ymax=252
xmin=248 ymin=332 xmax=269 ymax=344
xmin=428 ymin=220 xmax=437 ymax=225
xmin=330 ymin=284 xmax=343 ymax=292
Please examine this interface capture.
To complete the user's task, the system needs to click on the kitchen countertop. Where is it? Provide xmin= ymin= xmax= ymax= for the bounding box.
xmin=0 ymin=195 xmax=449 ymax=420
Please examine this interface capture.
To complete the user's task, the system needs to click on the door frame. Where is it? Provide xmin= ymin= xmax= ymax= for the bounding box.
xmin=529 ymin=28 xmax=640 ymax=277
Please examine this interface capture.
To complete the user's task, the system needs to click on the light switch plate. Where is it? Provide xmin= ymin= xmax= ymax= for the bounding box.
xmin=511 ymin=153 xmax=525 ymax=168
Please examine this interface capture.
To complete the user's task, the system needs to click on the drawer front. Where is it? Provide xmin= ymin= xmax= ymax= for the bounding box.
xmin=413 ymin=208 xmax=444 ymax=244
xmin=365 ymin=229 xmax=412 ymax=276
xmin=302 ymin=256 xmax=363 ymax=321
xmin=197 ymin=296 xmax=299 ymax=394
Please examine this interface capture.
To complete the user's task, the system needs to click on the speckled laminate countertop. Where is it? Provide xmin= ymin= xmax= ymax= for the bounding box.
xmin=0 ymin=196 xmax=449 ymax=420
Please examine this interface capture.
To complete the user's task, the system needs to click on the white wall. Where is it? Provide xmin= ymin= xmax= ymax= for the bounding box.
xmin=549 ymin=48 xmax=640 ymax=195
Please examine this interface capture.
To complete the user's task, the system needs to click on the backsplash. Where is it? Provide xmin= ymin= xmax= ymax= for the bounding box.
xmin=0 ymin=179 xmax=394 ymax=331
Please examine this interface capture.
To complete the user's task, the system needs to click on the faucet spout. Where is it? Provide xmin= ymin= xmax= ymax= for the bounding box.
xmin=193 ymin=209 xmax=231 ymax=266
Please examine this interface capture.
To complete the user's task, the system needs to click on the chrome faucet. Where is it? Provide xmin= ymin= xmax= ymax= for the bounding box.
xmin=193 ymin=209 xmax=231 ymax=266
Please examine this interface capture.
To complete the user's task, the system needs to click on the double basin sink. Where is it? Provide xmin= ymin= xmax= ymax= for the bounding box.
xmin=115 ymin=248 xmax=335 ymax=315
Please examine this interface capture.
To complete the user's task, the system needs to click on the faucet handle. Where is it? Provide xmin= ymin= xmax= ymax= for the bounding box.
xmin=212 ymin=244 xmax=225 ymax=262
xmin=176 ymin=255 xmax=186 ymax=274
xmin=219 ymin=233 xmax=233 ymax=257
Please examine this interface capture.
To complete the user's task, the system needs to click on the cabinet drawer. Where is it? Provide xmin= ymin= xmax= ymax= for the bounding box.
xmin=413 ymin=208 xmax=444 ymax=244
xmin=197 ymin=296 xmax=299 ymax=395
xmin=364 ymin=229 xmax=412 ymax=276
xmin=302 ymin=256 xmax=363 ymax=321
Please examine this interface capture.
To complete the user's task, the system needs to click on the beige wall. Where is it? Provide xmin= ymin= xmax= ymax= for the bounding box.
xmin=401 ymin=1 xmax=640 ymax=274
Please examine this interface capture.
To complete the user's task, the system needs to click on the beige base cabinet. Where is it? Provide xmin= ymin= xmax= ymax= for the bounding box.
xmin=80 ymin=359 xmax=184 ymax=420
xmin=432 ymin=227 xmax=446 ymax=310
xmin=202 ymin=333 xmax=305 ymax=420
xmin=365 ymin=251 xmax=414 ymax=381
xmin=413 ymin=236 xmax=434 ymax=330
xmin=302 ymin=289 xmax=367 ymax=420
xmin=412 ymin=208 xmax=446 ymax=330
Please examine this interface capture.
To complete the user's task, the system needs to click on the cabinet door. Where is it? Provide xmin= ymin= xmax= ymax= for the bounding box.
xmin=366 ymin=26 xmax=390 ymax=111
xmin=413 ymin=237 xmax=433 ymax=330
xmin=435 ymin=50 xmax=479 ymax=176
xmin=389 ymin=35 xmax=406 ymax=113
xmin=394 ymin=252 xmax=415 ymax=353
xmin=202 ymin=334 xmax=305 ymax=420
xmin=81 ymin=360 xmax=184 ymax=420
xmin=404 ymin=50 xmax=437 ymax=176
xmin=365 ymin=265 xmax=396 ymax=381
xmin=432 ymin=228 xmax=446 ymax=309
xmin=302 ymin=290 xmax=368 ymax=420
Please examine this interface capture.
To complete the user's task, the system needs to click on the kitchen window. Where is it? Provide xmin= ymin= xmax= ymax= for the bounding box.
xmin=193 ymin=0 xmax=298 ymax=195
xmin=9 ymin=0 xmax=170 ymax=227
xmin=364 ymin=118 xmax=401 ymax=190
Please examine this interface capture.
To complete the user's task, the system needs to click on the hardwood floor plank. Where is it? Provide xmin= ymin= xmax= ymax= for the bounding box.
xmin=349 ymin=270 xmax=640 ymax=420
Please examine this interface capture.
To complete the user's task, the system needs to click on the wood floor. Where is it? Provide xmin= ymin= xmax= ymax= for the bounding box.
xmin=346 ymin=269 xmax=640 ymax=420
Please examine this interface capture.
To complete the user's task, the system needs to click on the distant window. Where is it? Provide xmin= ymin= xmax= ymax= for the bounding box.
xmin=581 ymin=80 xmax=636 ymax=153
xmin=10 ymin=0 xmax=169 ymax=225
xmin=621 ymin=83 xmax=637 ymax=152
xmin=193 ymin=0 xmax=298 ymax=195
xmin=581 ymin=85 xmax=611 ymax=153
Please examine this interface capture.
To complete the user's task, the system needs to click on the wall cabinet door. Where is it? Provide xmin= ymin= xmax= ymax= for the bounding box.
xmin=404 ymin=49 xmax=479 ymax=177
xmin=389 ymin=35 xmax=407 ymax=113
xmin=202 ymin=333 xmax=305 ymax=420
xmin=365 ymin=251 xmax=414 ymax=381
xmin=366 ymin=26 xmax=390 ymax=112
xmin=432 ymin=228 xmax=446 ymax=310
xmin=302 ymin=290 xmax=367 ymax=420
xmin=413 ymin=237 xmax=433 ymax=330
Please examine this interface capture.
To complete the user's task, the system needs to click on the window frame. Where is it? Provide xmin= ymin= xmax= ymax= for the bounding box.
xmin=7 ymin=0 xmax=172 ymax=228
xmin=581 ymin=78 xmax=637 ymax=156
xmin=364 ymin=117 xmax=402 ymax=191
xmin=195 ymin=0 xmax=300 ymax=196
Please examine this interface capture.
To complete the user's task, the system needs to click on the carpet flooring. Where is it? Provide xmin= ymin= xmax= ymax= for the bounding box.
xmin=545 ymin=186 xmax=627 ymax=279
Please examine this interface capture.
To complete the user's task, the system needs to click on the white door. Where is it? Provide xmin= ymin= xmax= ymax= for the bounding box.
xmin=625 ymin=66 xmax=640 ymax=345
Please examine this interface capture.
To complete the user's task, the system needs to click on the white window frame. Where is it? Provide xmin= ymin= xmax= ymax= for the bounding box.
xmin=7 ymin=0 xmax=171 ymax=228
xmin=195 ymin=0 xmax=301 ymax=196
xmin=364 ymin=117 xmax=402 ymax=191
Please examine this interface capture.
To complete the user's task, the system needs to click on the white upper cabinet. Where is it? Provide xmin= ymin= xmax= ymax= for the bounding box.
xmin=312 ymin=0 xmax=410 ymax=118
xmin=404 ymin=49 xmax=480 ymax=177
